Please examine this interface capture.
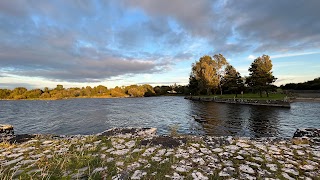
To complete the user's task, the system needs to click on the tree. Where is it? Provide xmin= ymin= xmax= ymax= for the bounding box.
xmin=191 ymin=55 xmax=219 ymax=95
xmin=55 ymin=84 xmax=64 ymax=90
xmin=188 ymin=74 xmax=199 ymax=95
xmin=213 ymin=54 xmax=228 ymax=95
xmin=10 ymin=87 xmax=27 ymax=99
xmin=0 ymin=89 xmax=11 ymax=99
xmin=222 ymin=65 xmax=244 ymax=97
xmin=246 ymin=55 xmax=277 ymax=97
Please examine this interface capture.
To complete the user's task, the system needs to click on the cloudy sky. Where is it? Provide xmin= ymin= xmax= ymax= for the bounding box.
xmin=1 ymin=0 xmax=320 ymax=89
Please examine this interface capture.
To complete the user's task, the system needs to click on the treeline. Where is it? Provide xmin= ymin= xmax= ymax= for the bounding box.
xmin=189 ymin=54 xmax=277 ymax=97
xmin=281 ymin=77 xmax=320 ymax=90
xmin=0 ymin=84 xmax=189 ymax=100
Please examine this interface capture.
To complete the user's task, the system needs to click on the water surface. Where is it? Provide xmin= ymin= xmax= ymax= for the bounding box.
xmin=0 ymin=96 xmax=319 ymax=137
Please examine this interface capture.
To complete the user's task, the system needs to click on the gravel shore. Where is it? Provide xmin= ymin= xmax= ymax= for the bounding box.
xmin=1 ymin=133 xmax=319 ymax=179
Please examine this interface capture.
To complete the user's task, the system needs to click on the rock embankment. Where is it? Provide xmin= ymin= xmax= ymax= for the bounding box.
xmin=185 ymin=96 xmax=291 ymax=108
xmin=1 ymin=129 xmax=319 ymax=179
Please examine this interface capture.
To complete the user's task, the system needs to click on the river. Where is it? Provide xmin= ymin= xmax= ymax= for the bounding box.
xmin=0 ymin=96 xmax=319 ymax=138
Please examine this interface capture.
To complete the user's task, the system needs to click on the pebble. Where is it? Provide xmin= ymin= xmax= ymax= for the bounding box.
xmin=131 ymin=170 xmax=147 ymax=179
xmin=191 ymin=171 xmax=208 ymax=180
xmin=239 ymin=164 xmax=255 ymax=174
xmin=3 ymin=156 xmax=24 ymax=166
xmin=266 ymin=164 xmax=278 ymax=172
xmin=110 ymin=149 xmax=129 ymax=155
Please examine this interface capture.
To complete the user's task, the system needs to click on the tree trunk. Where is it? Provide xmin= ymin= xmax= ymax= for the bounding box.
xmin=259 ymin=90 xmax=262 ymax=97
xmin=207 ymin=88 xmax=211 ymax=95
xmin=266 ymin=90 xmax=269 ymax=97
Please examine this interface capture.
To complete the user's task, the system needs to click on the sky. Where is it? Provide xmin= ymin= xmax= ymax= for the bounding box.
xmin=1 ymin=0 xmax=320 ymax=90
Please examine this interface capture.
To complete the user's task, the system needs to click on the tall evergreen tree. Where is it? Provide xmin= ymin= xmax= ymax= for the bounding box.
xmin=246 ymin=55 xmax=277 ymax=97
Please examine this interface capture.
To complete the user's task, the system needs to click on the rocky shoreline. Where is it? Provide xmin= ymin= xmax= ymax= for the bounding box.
xmin=185 ymin=96 xmax=291 ymax=108
xmin=1 ymin=128 xmax=319 ymax=179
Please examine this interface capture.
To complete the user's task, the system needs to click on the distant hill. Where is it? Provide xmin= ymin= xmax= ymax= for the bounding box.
xmin=281 ymin=77 xmax=320 ymax=90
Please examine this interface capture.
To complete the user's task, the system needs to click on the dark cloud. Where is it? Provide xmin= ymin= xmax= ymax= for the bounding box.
xmin=1 ymin=0 xmax=319 ymax=83
xmin=224 ymin=0 xmax=320 ymax=53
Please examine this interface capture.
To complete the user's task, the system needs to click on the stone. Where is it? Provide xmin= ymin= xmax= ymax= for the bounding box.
xmin=172 ymin=172 xmax=184 ymax=180
xmin=192 ymin=157 xmax=206 ymax=165
xmin=12 ymin=169 xmax=24 ymax=177
xmin=142 ymin=147 xmax=156 ymax=156
xmin=3 ymin=156 xmax=24 ymax=166
xmin=191 ymin=171 xmax=208 ymax=180
xmin=92 ymin=167 xmax=107 ymax=174
xmin=281 ymin=172 xmax=295 ymax=180
xmin=282 ymin=168 xmax=299 ymax=176
xmin=300 ymin=165 xmax=315 ymax=171
xmin=131 ymin=170 xmax=147 ymax=179
xmin=252 ymin=156 xmax=264 ymax=162
xmin=19 ymin=147 xmax=35 ymax=153
xmin=235 ymin=155 xmax=244 ymax=160
xmin=116 ymin=161 xmax=124 ymax=166
xmin=191 ymin=143 xmax=200 ymax=148
xmin=110 ymin=149 xmax=129 ymax=155
xmin=156 ymin=149 xmax=166 ymax=156
xmin=239 ymin=164 xmax=255 ymax=174
xmin=125 ymin=140 xmax=135 ymax=148
xmin=7 ymin=153 xmax=23 ymax=158
xmin=173 ymin=165 xmax=192 ymax=172
xmin=212 ymin=148 xmax=223 ymax=153
xmin=236 ymin=142 xmax=251 ymax=148
xmin=127 ymin=162 xmax=140 ymax=171
xmin=293 ymin=128 xmax=320 ymax=138
xmin=18 ymin=159 xmax=37 ymax=165
xmin=107 ymin=158 xmax=114 ymax=162
xmin=240 ymin=173 xmax=256 ymax=180
xmin=106 ymin=148 xmax=114 ymax=153
xmin=132 ymin=148 xmax=143 ymax=153
xmin=114 ymin=144 xmax=125 ymax=149
xmin=296 ymin=150 xmax=305 ymax=156
xmin=42 ymin=140 xmax=53 ymax=145
xmin=266 ymin=164 xmax=278 ymax=172
xmin=151 ymin=156 xmax=162 ymax=162
xmin=200 ymin=148 xmax=211 ymax=154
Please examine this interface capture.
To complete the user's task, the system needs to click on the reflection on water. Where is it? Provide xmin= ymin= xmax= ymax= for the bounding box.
xmin=0 ymin=97 xmax=319 ymax=137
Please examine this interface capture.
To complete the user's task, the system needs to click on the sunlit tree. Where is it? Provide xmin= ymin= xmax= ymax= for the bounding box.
xmin=246 ymin=55 xmax=277 ymax=97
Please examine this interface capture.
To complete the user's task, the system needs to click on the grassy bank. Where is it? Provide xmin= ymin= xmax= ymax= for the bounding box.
xmin=194 ymin=93 xmax=288 ymax=100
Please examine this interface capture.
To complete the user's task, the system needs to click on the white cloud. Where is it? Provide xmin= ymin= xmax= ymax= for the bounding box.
xmin=271 ymin=52 xmax=320 ymax=59
xmin=247 ymin=55 xmax=256 ymax=60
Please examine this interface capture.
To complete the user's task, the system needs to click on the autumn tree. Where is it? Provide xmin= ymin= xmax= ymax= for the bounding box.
xmin=213 ymin=54 xmax=228 ymax=95
xmin=10 ymin=87 xmax=27 ymax=99
xmin=222 ymin=65 xmax=244 ymax=97
xmin=0 ymin=89 xmax=11 ymax=99
xmin=191 ymin=55 xmax=219 ymax=95
xmin=246 ymin=55 xmax=277 ymax=97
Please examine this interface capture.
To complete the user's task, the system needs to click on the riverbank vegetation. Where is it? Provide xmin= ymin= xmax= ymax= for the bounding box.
xmin=281 ymin=77 xmax=320 ymax=90
xmin=189 ymin=54 xmax=277 ymax=98
xmin=0 ymin=84 xmax=190 ymax=100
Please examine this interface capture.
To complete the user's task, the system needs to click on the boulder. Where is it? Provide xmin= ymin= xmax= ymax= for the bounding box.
xmin=0 ymin=124 xmax=14 ymax=135
xmin=293 ymin=128 xmax=320 ymax=138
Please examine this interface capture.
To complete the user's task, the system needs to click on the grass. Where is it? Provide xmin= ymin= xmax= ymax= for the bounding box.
xmin=196 ymin=93 xmax=288 ymax=100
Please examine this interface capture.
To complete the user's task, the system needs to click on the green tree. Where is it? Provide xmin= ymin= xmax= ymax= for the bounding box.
xmin=191 ymin=55 xmax=219 ymax=95
xmin=222 ymin=65 xmax=244 ymax=97
xmin=246 ymin=55 xmax=277 ymax=97
xmin=188 ymin=74 xmax=199 ymax=95
xmin=213 ymin=54 xmax=229 ymax=95
xmin=55 ymin=84 xmax=64 ymax=90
